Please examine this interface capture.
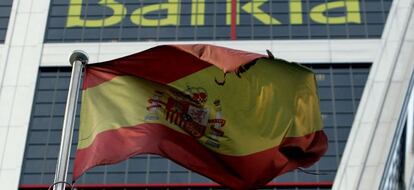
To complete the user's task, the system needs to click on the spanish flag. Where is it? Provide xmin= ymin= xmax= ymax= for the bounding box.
xmin=73 ymin=44 xmax=327 ymax=189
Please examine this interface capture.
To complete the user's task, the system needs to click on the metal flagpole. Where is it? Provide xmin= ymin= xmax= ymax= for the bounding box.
xmin=52 ymin=50 xmax=88 ymax=190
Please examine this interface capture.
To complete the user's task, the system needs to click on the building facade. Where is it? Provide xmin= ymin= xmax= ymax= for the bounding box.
xmin=0 ymin=0 xmax=413 ymax=189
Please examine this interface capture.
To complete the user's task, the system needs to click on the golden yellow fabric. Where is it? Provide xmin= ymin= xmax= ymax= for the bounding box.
xmin=78 ymin=58 xmax=323 ymax=156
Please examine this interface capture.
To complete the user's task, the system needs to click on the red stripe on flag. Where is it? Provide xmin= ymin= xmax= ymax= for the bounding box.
xmin=73 ymin=124 xmax=327 ymax=189
xmin=83 ymin=45 xmax=264 ymax=89
xmin=82 ymin=66 xmax=123 ymax=90
xmin=83 ymin=46 xmax=211 ymax=89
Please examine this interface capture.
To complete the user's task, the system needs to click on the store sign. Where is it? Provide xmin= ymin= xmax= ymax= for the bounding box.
xmin=46 ymin=0 xmax=391 ymax=41
xmin=66 ymin=0 xmax=361 ymax=28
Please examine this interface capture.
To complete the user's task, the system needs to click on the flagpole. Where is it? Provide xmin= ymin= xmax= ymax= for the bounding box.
xmin=52 ymin=50 xmax=88 ymax=190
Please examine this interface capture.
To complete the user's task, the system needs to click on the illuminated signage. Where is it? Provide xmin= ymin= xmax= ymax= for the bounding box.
xmin=46 ymin=0 xmax=392 ymax=42
xmin=66 ymin=0 xmax=361 ymax=27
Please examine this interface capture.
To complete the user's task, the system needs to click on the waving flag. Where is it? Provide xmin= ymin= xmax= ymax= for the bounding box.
xmin=73 ymin=44 xmax=327 ymax=189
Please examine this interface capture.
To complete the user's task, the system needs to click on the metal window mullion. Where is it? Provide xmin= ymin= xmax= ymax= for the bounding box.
xmin=306 ymin=0 xmax=311 ymax=39
xmin=324 ymin=0 xmax=330 ymax=39
xmin=212 ymin=0 xmax=216 ymax=40
xmin=156 ymin=0 xmax=161 ymax=41
xmin=137 ymin=0 xmax=144 ymax=41
xmin=145 ymin=155 xmax=150 ymax=184
xmin=360 ymin=0 xmax=369 ymax=38
xmin=166 ymin=159 xmax=171 ymax=184
xmin=250 ymin=0 xmax=254 ymax=40
xmin=329 ymin=66 xmax=341 ymax=164
xmin=194 ymin=0 xmax=198 ymax=40
xmin=269 ymin=0 xmax=273 ymax=40
xmin=124 ymin=157 xmax=129 ymax=184
xmin=349 ymin=65 xmax=357 ymax=114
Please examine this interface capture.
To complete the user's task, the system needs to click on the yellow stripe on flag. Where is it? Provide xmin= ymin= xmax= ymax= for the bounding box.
xmin=78 ymin=75 xmax=186 ymax=149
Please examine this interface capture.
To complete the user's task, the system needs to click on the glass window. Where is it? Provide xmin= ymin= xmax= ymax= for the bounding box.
xmin=0 ymin=0 xmax=12 ymax=43
xmin=148 ymin=172 xmax=167 ymax=183
xmin=169 ymin=171 xmax=189 ymax=183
